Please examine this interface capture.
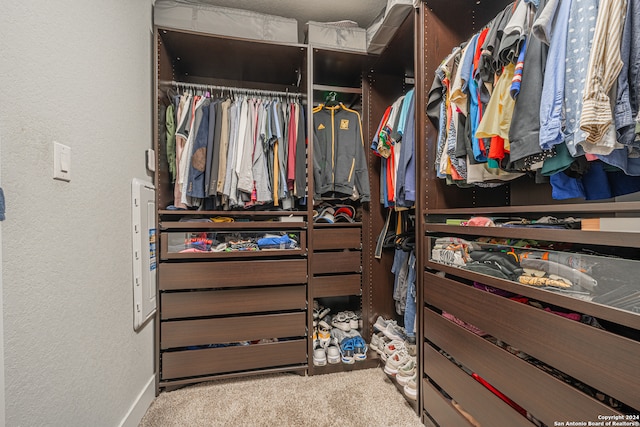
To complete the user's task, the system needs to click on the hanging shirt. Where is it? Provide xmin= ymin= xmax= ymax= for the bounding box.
xmin=580 ymin=0 xmax=627 ymax=148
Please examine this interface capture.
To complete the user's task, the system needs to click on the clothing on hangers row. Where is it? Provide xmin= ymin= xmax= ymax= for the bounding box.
xmin=165 ymin=87 xmax=307 ymax=211
xmin=371 ymin=88 xmax=416 ymax=209
xmin=428 ymin=0 xmax=640 ymax=201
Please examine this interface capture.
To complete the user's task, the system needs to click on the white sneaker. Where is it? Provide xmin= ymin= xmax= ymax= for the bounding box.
xmin=331 ymin=312 xmax=352 ymax=332
xmin=382 ymin=340 xmax=405 ymax=362
xmin=369 ymin=332 xmax=390 ymax=355
xmin=373 ymin=316 xmax=396 ymax=333
xmin=404 ymin=373 xmax=418 ymax=400
xmin=326 ymin=338 xmax=340 ymax=364
xmin=344 ymin=310 xmax=359 ymax=330
xmin=313 ymin=340 xmax=327 ymax=366
xmin=384 ymin=349 xmax=411 ymax=375
xmin=396 ymin=358 xmax=416 ymax=386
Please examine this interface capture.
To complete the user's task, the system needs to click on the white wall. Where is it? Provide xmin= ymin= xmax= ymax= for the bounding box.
xmin=0 ymin=1 xmax=156 ymax=425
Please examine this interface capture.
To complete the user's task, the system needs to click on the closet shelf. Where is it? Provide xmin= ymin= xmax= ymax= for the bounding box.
xmin=425 ymin=261 xmax=639 ymax=331
xmin=159 ymin=210 xmax=309 ymax=217
xmin=312 ymin=222 xmax=363 ymax=228
xmin=161 ymin=248 xmax=306 ymax=260
xmin=424 ymin=224 xmax=640 ymax=248
xmin=423 ymin=201 xmax=640 ymax=216
xmin=160 ymin=221 xmax=307 ymax=231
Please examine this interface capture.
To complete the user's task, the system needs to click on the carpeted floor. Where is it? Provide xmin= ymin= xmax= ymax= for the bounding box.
xmin=140 ymin=368 xmax=423 ymax=427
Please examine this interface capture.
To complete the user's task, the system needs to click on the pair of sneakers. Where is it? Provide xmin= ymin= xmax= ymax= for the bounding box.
xmin=373 ymin=315 xmax=407 ymax=341
xmin=339 ymin=335 xmax=368 ymax=364
xmin=312 ymin=337 xmax=340 ymax=366
xmin=331 ymin=310 xmax=361 ymax=332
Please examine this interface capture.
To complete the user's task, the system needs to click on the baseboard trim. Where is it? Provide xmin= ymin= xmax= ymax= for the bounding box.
xmin=119 ymin=374 xmax=156 ymax=427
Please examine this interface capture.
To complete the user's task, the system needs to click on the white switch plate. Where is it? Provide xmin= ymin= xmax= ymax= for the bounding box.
xmin=53 ymin=142 xmax=71 ymax=182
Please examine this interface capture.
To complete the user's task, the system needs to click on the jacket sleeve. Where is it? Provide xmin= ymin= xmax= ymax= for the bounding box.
xmin=353 ymin=110 xmax=371 ymax=202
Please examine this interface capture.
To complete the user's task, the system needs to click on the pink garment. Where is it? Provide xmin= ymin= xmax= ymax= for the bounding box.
xmin=442 ymin=311 xmax=488 ymax=336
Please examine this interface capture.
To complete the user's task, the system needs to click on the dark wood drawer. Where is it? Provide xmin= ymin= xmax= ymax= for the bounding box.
xmin=161 ymin=312 xmax=306 ymax=349
xmin=424 ymin=271 xmax=640 ymax=409
xmin=159 ymin=259 xmax=307 ymax=290
xmin=422 ymin=378 xmax=471 ymax=426
xmin=311 ymin=251 xmax=361 ymax=275
xmin=313 ymin=227 xmax=361 ymax=250
xmin=312 ymin=274 xmax=361 ymax=298
xmin=423 ymin=308 xmax=621 ymax=425
xmin=161 ymin=339 xmax=307 ymax=380
xmin=161 ymin=285 xmax=306 ymax=319
xmin=424 ymin=344 xmax=532 ymax=427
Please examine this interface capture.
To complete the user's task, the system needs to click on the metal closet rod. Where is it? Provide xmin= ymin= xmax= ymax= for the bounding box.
xmin=160 ymin=80 xmax=305 ymax=98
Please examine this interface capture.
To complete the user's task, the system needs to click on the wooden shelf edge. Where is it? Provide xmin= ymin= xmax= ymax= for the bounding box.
xmin=423 ymin=201 xmax=640 ymax=215
xmin=158 ymin=364 xmax=308 ymax=389
xmin=160 ymin=221 xmax=307 ymax=230
xmin=159 ymin=210 xmax=309 ymax=217
xmin=423 ymin=224 xmax=640 ymax=248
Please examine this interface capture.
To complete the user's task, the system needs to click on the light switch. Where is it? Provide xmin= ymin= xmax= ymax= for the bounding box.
xmin=53 ymin=142 xmax=71 ymax=182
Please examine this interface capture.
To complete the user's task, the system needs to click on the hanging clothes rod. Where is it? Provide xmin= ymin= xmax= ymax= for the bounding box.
xmin=160 ymin=80 xmax=305 ymax=98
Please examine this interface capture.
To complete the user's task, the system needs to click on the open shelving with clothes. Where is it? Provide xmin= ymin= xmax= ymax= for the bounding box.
xmin=413 ymin=0 xmax=640 ymax=424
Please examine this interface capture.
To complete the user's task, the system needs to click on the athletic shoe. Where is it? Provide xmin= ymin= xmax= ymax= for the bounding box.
xmin=352 ymin=336 xmax=368 ymax=361
xmin=369 ymin=332 xmax=390 ymax=355
xmin=384 ymin=349 xmax=411 ymax=375
xmin=382 ymin=340 xmax=406 ymax=362
xmin=373 ymin=316 xmax=396 ymax=333
xmin=396 ymin=358 xmax=416 ymax=386
xmin=404 ymin=373 xmax=418 ymax=400
xmin=331 ymin=312 xmax=352 ymax=332
xmin=326 ymin=338 xmax=341 ymax=364
xmin=340 ymin=338 xmax=356 ymax=364
xmin=318 ymin=321 xmax=331 ymax=347
xmin=331 ymin=327 xmax=361 ymax=345
xmin=313 ymin=340 xmax=327 ymax=366
xmin=344 ymin=310 xmax=359 ymax=330
xmin=382 ymin=322 xmax=407 ymax=342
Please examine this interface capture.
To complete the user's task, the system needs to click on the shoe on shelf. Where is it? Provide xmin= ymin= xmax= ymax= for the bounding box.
xmin=369 ymin=332 xmax=390 ymax=355
xmin=355 ymin=310 xmax=363 ymax=329
xmin=404 ymin=373 xmax=418 ymax=400
xmin=333 ymin=327 xmax=361 ymax=342
xmin=313 ymin=300 xmax=331 ymax=320
xmin=382 ymin=340 xmax=406 ymax=362
xmin=351 ymin=336 xmax=368 ymax=361
xmin=384 ymin=348 xmax=411 ymax=376
xmin=318 ymin=321 xmax=331 ymax=347
xmin=331 ymin=312 xmax=352 ymax=332
xmin=340 ymin=338 xmax=356 ymax=364
xmin=326 ymin=338 xmax=341 ymax=364
xmin=344 ymin=310 xmax=359 ymax=330
xmin=396 ymin=358 xmax=416 ymax=386
xmin=382 ymin=322 xmax=407 ymax=342
xmin=313 ymin=340 xmax=327 ymax=366
xmin=373 ymin=316 xmax=396 ymax=333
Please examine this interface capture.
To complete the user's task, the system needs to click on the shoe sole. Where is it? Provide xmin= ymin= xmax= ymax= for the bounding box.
xmin=404 ymin=386 xmax=417 ymax=400
xmin=396 ymin=372 xmax=414 ymax=386
xmin=313 ymin=358 xmax=327 ymax=366
xmin=327 ymin=355 xmax=341 ymax=364
xmin=384 ymin=365 xmax=399 ymax=375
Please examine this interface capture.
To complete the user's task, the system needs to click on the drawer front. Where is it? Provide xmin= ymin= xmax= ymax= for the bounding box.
xmin=161 ymin=285 xmax=307 ymax=319
xmin=311 ymin=251 xmax=361 ymax=275
xmin=423 ymin=308 xmax=620 ymax=425
xmin=422 ymin=379 xmax=471 ymax=426
xmin=161 ymin=339 xmax=307 ymax=380
xmin=161 ymin=312 xmax=306 ymax=349
xmin=313 ymin=227 xmax=361 ymax=250
xmin=312 ymin=274 xmax=361 ymax=298
xmin=424 ymin=344 xmax=532 ymax=427
xmin=424 ymin=271 xmax=640 ymax=409
xmin=159 ymin=259 xmax=307 ymax=290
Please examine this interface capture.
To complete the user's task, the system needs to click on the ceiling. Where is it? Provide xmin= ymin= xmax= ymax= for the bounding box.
xmin=192 ymin=0 xmax=389 ymax=29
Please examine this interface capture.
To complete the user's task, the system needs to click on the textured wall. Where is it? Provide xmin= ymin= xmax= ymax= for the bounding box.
xmin=0 ymin=1 xmax=155 ymax=425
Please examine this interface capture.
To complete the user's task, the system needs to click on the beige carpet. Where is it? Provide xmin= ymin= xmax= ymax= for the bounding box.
xmin=140 ymin=368 xmax=423 ymax=427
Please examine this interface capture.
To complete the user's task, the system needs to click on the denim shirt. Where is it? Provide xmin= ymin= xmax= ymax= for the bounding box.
xmin=539 ymin=0 xmax=572 ymax=150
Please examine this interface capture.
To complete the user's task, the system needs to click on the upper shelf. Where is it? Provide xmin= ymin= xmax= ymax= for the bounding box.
xmin=424 ymin=201 xmax=640 ymax=216
xmin=159 ymin=27 xmax=307 ymax=89
xmin=424 ymin=224 xmax=640 ymax=248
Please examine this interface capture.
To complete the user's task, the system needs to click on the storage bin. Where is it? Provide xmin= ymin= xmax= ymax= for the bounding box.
xmin=305 ymin=20 xmax=367 ymax=52
xmin=367 ymin=0 xmax=415 ymax=54
xmin=154 ymin=0 xmax=299 ymax=44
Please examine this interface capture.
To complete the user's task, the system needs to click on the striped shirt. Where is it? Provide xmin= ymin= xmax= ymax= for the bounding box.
xmin=579 ymin=0 xmax=627 ymax=146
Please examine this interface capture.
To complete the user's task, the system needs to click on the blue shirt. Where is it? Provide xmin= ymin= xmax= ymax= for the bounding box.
xmin=538 ymin=0 xmax=572 ymax=150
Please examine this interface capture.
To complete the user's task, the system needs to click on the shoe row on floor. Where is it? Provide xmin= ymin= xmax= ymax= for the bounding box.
xmin=372 ymin=316 xmax=417 ymax=401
